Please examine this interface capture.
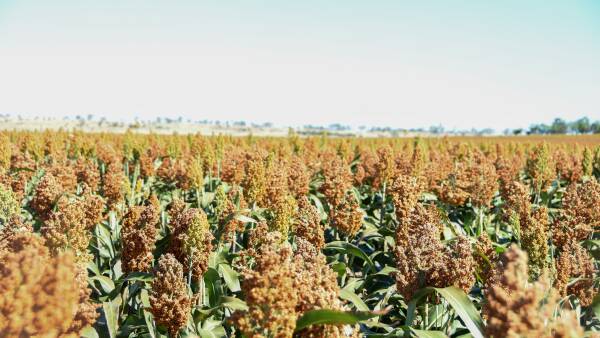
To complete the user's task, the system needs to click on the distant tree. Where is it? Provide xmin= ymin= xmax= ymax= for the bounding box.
xmin=513 ymin=128 xmax=523 ymax=135
xmin=429 ymin=125 xmax=444 ymax=134
xmin=572 ymin=117 xmax=591 ymax=134
xmin=480 ymin=128 xmax=494 ymax=135
xmin=550 ymin=118 xmax=568 ymax=134
xmin=591 ymin=121 xmax=600 ymax=134
xmin=529 ymin=124 xmax=549 ymax=134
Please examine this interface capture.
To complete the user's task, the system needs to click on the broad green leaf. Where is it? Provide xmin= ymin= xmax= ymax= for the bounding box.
xmin=203 ymin=267 xmax=222 ymax=307
xmin=197 ymin=319 xmax=227 ymax=338
xmin=325 ymin=241 xmax=375 ymax=269
xmin=411 ymin=328 xmax=448 ymax=338
xmin=197 ymin=329 xmax=218 ymax=338
xmin=123 ymin=271 xmax=153 ymax=283
xmin=591 ymin=293 xmax=600 ymax=319
xmin=339 ymin=289 xmax=369 ymax=311
xmin=309 ymin=194 xmax=327 ymax=221
xmin=375 ymin=266 xmax=397 ymax=276
xmin=219 ymin=264 xmax=241 ymax=292
xmin=87 ymin=261 xmax=101 ymax=276
xmin=201 ymin=192 xmax=215 ymax=207
xmin=235 ymin=214 xmax=257 ymax=224
xmin=407 ymin=286 xmax=484 ymax=338
xmin=102 ymin=299 xmax=121 ymax=338
xmin=331 ymin=262 xmax=347 ymax=278
xmin=139 ymin=289 xmax=156 ymax=338
xmin=582 ymin=239 xmax=600 ymax=247
xmin=80 ymin=326 xmax=99 ymax=338
xmin=295 ymin=309 xmax=378 ymax=332
xmin=220 ymin=296 xmax=249 ymax=311
xmin=140 ymin=289 xmax=151 ymax=308
xmin=91 ymin=275 xmax=116 ymax=293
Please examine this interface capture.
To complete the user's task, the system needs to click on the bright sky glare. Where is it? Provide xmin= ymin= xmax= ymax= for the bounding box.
xmin=1 ymin=1 xmax=599 ymax=130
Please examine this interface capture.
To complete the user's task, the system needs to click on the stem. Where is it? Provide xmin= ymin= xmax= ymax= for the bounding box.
xmin=477 ymin=207 xmax=484 ymax=236
xmin=379 ymin=182 xmax=387 ymax=228
xmin=199 ymin=277 xmax=205 ymax=307
xmin=196 ymin=186 xmax=202 ymax=208
xmin=187 ymin=248 xmax=194 ymax=288
xmin=231 ymin=230 xmax=236 ymax=254
xmin=425 ymin=302 xmax=429 ymax=328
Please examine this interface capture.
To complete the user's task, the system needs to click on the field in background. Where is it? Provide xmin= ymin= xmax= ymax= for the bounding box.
xmin=1 ymin=130 xmax=599 ymax=337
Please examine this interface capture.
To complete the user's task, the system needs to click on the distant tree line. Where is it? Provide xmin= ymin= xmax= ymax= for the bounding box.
xmin=522 ymin=117 xmax=600 ymax=135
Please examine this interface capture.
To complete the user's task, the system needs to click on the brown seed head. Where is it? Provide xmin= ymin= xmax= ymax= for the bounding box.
xmin=329 ymin=192 xmax=363 ymax=237
xmin=0 ymin=233 xmax=83 ymax=337
xmin=169 ymin=208 xmax=214 ymax=280
xmin=150 ymin=253 xmax=191 ymax=337
xmin=41 ymin=196 xmax=94 ymax=264
xmin=294 ymin=196 xmax=325 ymax=251
xmin=230 ymin=239 xmax=298 ymax=338
xmin=121 ymin=199 xmax=159 ymax=274
xmin=31 ymin=173 xmax=64 ymax=220
xmin=484 ymin=245 xmax=585 ymax=338
xmin=320 ymin=151 xmax=353 ymax=209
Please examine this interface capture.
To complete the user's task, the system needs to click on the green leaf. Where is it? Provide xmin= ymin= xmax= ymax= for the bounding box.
xmin=407 ymin=286 xmax=484 ymax=338
xmin=339 ymin=289 xmax=369 ymax=311
xmin=196 ymin=329 xmax=218 ymax=338
xmin=201 ymin=192 xmax=215 ymax=208
xmin=219 ymin=296 xmax=249 ymax=311
xmin=196 ymin=318 xmax=227 ymax=338
xmin=331 ymin=262 xmax=347 ymax=278
xmin=123 ymin=271 xmax=153 ymax=283
xmin=309 ymin=194 xmax=327 ymax=221
xmin=411 ymin=329 xmax=448 ymax=338
xmin=582 ymin=239 xmax=600 ymax=247
xmin=91 ymin=275 xmax=116 ymax=293
xmin=591 ymin=292 xmax=600 ymax=319
xmin=102 ymin=299 xmax=121 ymax=338
xmin=80 ymin=326 xmax=99 ymax=338
xmin=325 ymin=241 xmax=375 ymax=269
xmin=203 ymin=267 xmax=222 ymax=307
xmin=295 ymin=309 xmax=378 ymax=332
xmin=87 ymin=261 xmax=101 ymax=276
xmin=234 ymin=214 xmax=257 ymax=224
xmin=140 ymin=289 xmax=157 ymax=338
xmin=219 ymin=264 xmax=241 ymax=292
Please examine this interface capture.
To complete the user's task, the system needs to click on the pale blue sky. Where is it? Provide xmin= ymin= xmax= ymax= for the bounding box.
xmin=1 ymin=1 xmax=599 ymax=130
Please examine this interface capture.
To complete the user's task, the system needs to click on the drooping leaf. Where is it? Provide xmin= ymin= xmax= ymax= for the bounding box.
xmin=219 ymin=296 xmax=249 ymax=311
xmin=325 ymin=241 xmax=375 ymax=269
xmin=295 ymin=309 xmax=378 ymax=332
xmin=340 ymin=289 xmax=370 ymax=311
xmin=91 ymin=275 xmax=116 ymax=294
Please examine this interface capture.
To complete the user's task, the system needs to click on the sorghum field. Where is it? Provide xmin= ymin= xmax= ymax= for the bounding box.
xmin=1 ymin=131 xmax=600 ymax=338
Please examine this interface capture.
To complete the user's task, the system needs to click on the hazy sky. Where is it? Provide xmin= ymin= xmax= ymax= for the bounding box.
xmin=1 ymin=1 xmax=599 ymax=130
